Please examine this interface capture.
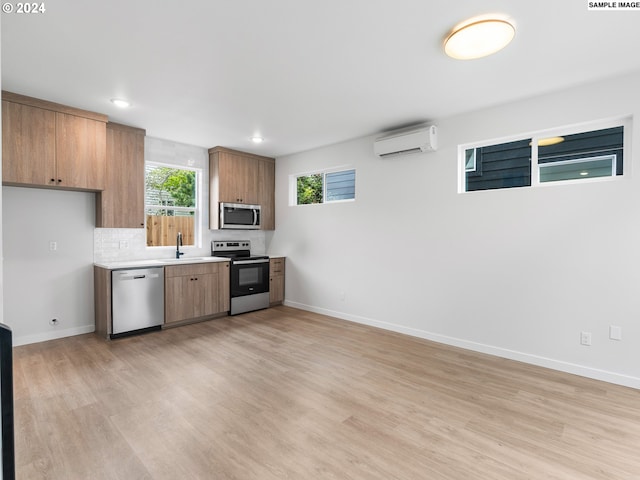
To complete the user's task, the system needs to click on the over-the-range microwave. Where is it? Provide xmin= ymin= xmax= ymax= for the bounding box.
xmin=219 ymin=202 xmax=261 ymax=229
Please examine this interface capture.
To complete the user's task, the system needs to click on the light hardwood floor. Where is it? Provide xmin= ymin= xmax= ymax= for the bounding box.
xmin=13 ymin=306 xmax=640 ymax=479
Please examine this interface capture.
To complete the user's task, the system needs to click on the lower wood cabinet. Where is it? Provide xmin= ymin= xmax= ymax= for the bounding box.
xmin=269 ymin=257 xmax=285 ymax=305
xmin=94 ymin=261 xmax=231 ymax=338
xmin=165 ymin=262 xmax=230 ymax=326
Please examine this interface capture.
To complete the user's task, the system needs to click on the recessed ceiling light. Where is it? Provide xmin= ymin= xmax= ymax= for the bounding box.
xmin=251 ymin=136 xmax=264 ymax=144
xmin=444 ymin=17 xmax=515 ymax=60
xmin=110 ymin=98 xmax=131 ymax=108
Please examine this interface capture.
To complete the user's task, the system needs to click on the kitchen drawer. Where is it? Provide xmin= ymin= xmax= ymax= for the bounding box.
xmin=270 ymin=257 xmax=285 ymax=276
xmin=165 ymin=262 xmax=226 ymax=278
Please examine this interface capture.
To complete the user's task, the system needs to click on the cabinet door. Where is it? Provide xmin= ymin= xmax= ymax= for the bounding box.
xmin=97 ymin=123 xmax=145 ymax=228
xmin=219 ymin=262 xmax=230 ymax=312
xmin=270 ymin=275 xmax=284 ymax=305
xmin=2 ymin=100 xmax=56 ymax=186
xmin=165 ymin=275 xmax=194 ymax=325
xmin=259 ymin=159 xmax=275 ymax=230
xmin=218 ymin=151 xmax=259 ymax=204
xmin=269 ymin=258 xmax=285 ymax=305
xmin=56 ymin=112 xmax=106 ymax=191
xmin=192 ymin=273 xmax=219 ymax=318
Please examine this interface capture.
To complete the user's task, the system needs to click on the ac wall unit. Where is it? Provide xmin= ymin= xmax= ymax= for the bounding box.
xmin=373 ymin=125 xmax=438 ymax=158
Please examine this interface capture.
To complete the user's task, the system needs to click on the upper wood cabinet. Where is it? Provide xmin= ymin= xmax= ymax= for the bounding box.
xmin=259 ymin=159 xmax=276 ymax=230
xmin=2 ymin=91 xmax=107 ymax=191
xmin=209 ymin=146 xmax=276 ymax=230
xmin=96 ymin=122 xmax=146 ymax=228
xmin=2 ymin=100 xmax=56 ymax=185
xmin=216 ymin=149 xmax=260 ymax=205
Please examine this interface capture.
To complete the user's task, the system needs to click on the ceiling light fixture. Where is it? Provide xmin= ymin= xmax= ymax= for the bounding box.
xmin=251 ymin=136 xmax=264 ymax=144
xmin=110 ymin=98 xmax=131 ymax=108
xmin=444 ymin=17 xmax=515 ymax=60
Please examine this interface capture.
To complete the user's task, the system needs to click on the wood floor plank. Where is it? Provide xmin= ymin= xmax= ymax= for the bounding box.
xmin=12 ymin=306 xmax=640 ymax=479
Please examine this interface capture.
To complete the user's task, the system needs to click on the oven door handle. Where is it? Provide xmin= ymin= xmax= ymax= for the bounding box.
xmin=234 ymin=259 xmax=269 ymax=265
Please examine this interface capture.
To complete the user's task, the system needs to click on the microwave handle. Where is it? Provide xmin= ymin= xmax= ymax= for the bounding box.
xmin=253 ymin=208 xmax=258 ymax=226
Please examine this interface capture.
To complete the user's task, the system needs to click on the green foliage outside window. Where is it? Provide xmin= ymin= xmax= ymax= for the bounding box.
xmin=145 ymin=165 xmax=197 ymax=247
xmin=145 ymin=167 xmax=196 ymax=212
xmin=297 ymin=174 xmax=323 ymax=204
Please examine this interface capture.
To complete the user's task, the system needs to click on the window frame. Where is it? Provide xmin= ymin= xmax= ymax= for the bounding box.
xmin=538 ymin=154 xmax=617 ymax=183
xmin=458 ymin=116 xmax=631 ymax=193
xmin=144 ymin=162 xmax=202 ymax=248
xmin=290 ymin=166 xmax=356 ymax=206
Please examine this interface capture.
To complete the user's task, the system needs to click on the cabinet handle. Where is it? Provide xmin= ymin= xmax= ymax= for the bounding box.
xmin=57 ymin=179 xmax=62 ymax=183
xmin=50 ymin=178 xmax=55 ymax=183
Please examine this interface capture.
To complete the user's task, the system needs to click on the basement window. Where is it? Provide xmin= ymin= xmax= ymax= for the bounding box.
xmin=459 ymin=118 xmax=629 ymax=193
xmin=292 ymin=168 xmax=356 ymax=205
xmin=145 ymin=164 xmax=198 ymax=246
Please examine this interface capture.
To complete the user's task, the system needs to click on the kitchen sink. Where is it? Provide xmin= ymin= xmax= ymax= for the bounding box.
xmin=150 ymin=256 xmax=216 ymax=264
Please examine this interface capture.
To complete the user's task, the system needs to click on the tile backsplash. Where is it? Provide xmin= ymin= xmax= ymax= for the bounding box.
xmin=94 ymin=228 xmax=267 ymax=264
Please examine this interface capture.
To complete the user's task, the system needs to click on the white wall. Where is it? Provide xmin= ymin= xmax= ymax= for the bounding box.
xmin=2 ymin=187 xmax=96 ymax=345
xmin=268 ymin=69 xmax=640 ymax=389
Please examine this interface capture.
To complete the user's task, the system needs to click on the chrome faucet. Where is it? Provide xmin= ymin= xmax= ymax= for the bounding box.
xmin=176 ymin=232 xmax=184 ymax=259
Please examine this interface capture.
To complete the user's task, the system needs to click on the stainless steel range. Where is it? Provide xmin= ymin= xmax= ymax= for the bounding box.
xmin=212 ymin=240 xmax=270 ymax=315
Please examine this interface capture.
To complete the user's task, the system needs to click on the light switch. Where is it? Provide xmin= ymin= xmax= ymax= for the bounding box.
xmin=609 ymin=325 xmax=622 ymax=341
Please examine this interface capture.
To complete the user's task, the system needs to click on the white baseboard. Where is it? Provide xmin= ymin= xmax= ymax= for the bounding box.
xmin=13 ymin=324 xmax=96 ymax=347
xmin=284 ymin=300 xmax=640 ymax=390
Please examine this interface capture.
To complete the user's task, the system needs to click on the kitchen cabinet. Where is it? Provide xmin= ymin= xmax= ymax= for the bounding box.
xmin=94 ymin=266 xmax=112 ymax=338
xmin=259 ymin=159 xmax=276 ymax=230
xmin=164 ymin=262 xmax=230 ymax=326
xmin=269 ymin=257 xmax=285 ymax=306
xmin=209 ymin=146 xmax=276 ymax=230
xmin=94 ymin=261 xmax=230 ymax=338
xmin=96 ymin=122 xmax=146 ymax=228
xmin=2 ymin=91 xmax=107 ymax=191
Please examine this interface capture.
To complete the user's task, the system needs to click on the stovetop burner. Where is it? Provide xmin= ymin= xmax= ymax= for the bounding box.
xmin=211 ymin=240 xmax=269 ymax=261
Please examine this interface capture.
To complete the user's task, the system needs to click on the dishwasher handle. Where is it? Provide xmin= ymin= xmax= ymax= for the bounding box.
xmin=115 ymin=269 xmax=163 ymax=281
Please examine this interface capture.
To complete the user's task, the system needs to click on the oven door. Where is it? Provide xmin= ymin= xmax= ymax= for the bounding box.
xmin=220 ymin=203 xmax=261 ymax=230
xmin=230 ymin=259 xmax=270 ymax=297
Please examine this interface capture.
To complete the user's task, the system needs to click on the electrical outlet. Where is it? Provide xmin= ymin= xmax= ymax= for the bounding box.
xmin=580 ymin=331 xmax=592 ymax=346
xmin=49 ymin=241 xmax=57 ymax=251
xmin=119 ymin=240 xmax=129 ymax=249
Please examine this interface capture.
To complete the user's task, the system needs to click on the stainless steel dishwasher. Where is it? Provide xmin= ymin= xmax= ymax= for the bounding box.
xmin=111 ymin=267 xmax=164 ymax=338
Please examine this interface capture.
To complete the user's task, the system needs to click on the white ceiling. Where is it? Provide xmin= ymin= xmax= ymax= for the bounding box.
xmin=3 ymin=0 xmax=640 ymax=157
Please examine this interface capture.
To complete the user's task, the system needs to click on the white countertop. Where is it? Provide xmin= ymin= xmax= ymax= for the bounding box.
xmin=94 ymin=256 xmax=230 ymax=270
